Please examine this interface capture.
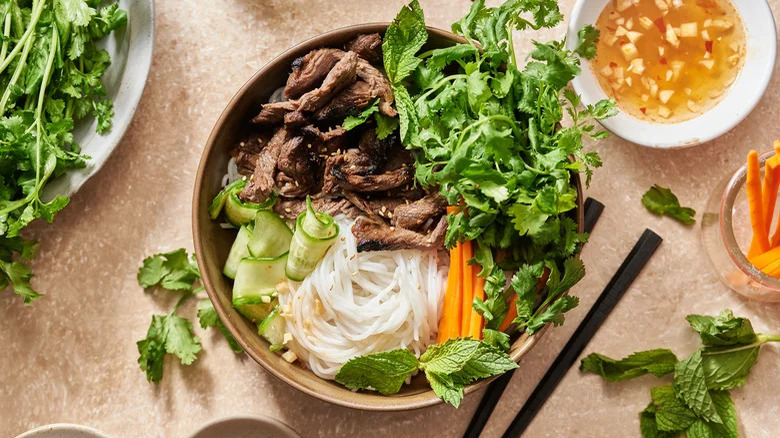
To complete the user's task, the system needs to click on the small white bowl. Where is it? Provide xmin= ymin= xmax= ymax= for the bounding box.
xmin=15 ymin=424 xmax=110 ymax=438
xmin=566 ymin=0 xmax=777 ymax=148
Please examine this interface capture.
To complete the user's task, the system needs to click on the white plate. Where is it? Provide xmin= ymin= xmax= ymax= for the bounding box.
xmin=43 ymin=0 xmax=155 ymax=199
xmin=566 ymin=0 xmax=777 ymax=148
xmin=186 ymin=415 xmax=302 ymax=438
xmin=15 ymin=424 xmax=110 ymax=438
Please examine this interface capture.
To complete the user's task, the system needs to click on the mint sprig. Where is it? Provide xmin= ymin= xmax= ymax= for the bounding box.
xmin=581 ymin=310 xmax=779 ymax=437
xmin=335 ymin=338 xmax=517 ymax=407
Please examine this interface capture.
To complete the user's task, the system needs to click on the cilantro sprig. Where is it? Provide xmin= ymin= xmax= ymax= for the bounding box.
xmin=581 ymin=310 xmax=780 ymax=437
xmin=136 ymin=249 xmax=242 ymax=383
xmin=335 ymin=338 xmax=518 ymax=407
xmin=0 ymin=0 xmax=127 ymax=303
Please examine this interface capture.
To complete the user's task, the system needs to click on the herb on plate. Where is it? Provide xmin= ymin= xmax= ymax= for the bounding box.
xmin=335 ymin=337 xmax=518 ymax=407
xmin=0 ymin=0 xmax=127 ymax=303
xmin=136 ymin=249 xmax=242 ymax=383
xmin=642 ymin=184 xmax=696 ymax=224
xmin=581 ymin=310 xmax=779 ymax=437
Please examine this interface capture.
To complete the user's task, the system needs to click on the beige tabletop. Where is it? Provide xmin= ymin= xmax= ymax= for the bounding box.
xmin=1 ymin=1 xmax=779 ymax=437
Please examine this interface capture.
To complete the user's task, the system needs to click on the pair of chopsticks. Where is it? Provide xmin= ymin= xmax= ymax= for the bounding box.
xmin=463 ymin=198 xmax=663 ymax=438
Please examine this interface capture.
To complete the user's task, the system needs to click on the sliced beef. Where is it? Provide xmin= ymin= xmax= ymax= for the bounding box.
xmin=297 ymin=51 xmax=358 ymax=113
xmin=276 ymin=172 xmax=312 ymax=197
xmin=358 ymin=129 xmax=391 ymax=167
xmin=333 ymin=165 xmax=414 ymax=193
xmin=273 ymin=197 xmax=362 ymax=221
xmin=322 ymin=144 xmax=413 ymax=194
xmin=301 ymin=124 xmax=347 ymax=155
xmin=276 ymin=136 xmax=318 ymax=194
xmin=345 ymin=33 xmax=383 ymax=63
xmin=312 ymin=81 xmax=374 ymax=123
xmin=352 ymin=215 xmax=447 ymax=252
xmin=321 ymin=149 xmax=379 ymax=194
xmin=240 ymin=127 xmax=290 ymax=203
xmin=251 ymin=100 xmax=299 ymax=125
xmin=232 ymin=136 xmax=266 ymax=175
xmin=284 ymin=48 xmax=345 ymax=99
xmin=391 ymin=192 xmax=447 ymax=231
xmin=356 ymin=60 xmax=397 ymax=117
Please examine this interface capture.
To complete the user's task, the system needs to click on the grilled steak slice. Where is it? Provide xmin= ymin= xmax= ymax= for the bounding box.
xmin=352 ymin=216 xmax=447 ymax=252
xmin=284 ymin=48 xmax=345 ymax=99
xmin=232 ymin=136 xmax=266 ymax=175
xmin=240 ymin=127 xmax=290 ymax=203
xmin=273 ymin=196 xmax=362 ymax=221
xmin=297 ymin=51 xmax=358 ymax=113
xmin=345 ymin=33 xmax=383 ymax=63
xmin=334 ymin=165 xmax=414 ymax=193
xmin=312 ymin=81 xmax=374 ymax=123
xmin=356 ymin=60 xmax=397 ymax=117
xmin=358 ymin=129 xmax=392 ymax=167
xmin=276 ymin=136 xmax=318 ymax=193
xmin=301 ymin=124 xmax=347 ymax=155
xmin=251 ymin=100 xmax=299 ymax=125
xmin=322 ymin=145 xmax=414 ymax=194
xmin=392 ymin=192 xmax=447 ymax=231
xmin=276 ymin=172 xmax=312 ymax=197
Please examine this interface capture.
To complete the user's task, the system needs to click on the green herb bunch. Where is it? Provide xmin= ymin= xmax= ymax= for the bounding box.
xmin=136 ymin=249 xmax=242 ymax=384
xmin=381 ymin=0 xmax=616 ymax=335
xmin=0 ymin=0 xmax=126 ymax=304
xmin=581 ymin=310 xmax=780 ymax=437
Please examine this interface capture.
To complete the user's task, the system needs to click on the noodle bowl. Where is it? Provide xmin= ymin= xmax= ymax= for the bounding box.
xmin=278 ymin=216 xmax=447 ymax=380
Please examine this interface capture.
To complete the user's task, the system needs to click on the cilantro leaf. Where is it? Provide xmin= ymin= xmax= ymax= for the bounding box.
xmin=580 ymin=349 xmax=679 ymax=381
xmin=137 ymin=249 xmax=201 ymax=291
xmin=0 ymin=258 xmax=42 ymax=304
xmin=482 ymin=328 xmax=510 ymax=351
xmin=136 ymin=314 xmax=202 ymax=383
xmin=197 ymin=299 xmax=244 ymax=354
xmin=374 ymin=112 xmax=399 ymax=140
xmin=335 ymin=349 xmax=419 ymax=395
xmin=642 ymin=185 xmax=696 ymax=225
xmin=342 ymin=99 xmax=379 ymax=131
xmin=574 ymin=25 xmax=600 ymax=59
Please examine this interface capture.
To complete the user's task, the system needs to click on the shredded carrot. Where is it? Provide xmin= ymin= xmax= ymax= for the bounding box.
xmin=746 ymin=150 xmax=770 ymax=257
xmin=468 ymin=269 xmax=485 ymax=339
xmin=460 ymin=241 xmax=474 ymax=337
xmin=438 ymin=207 xmax=462 ymax=343
xmin=748 ymin=246 xmax=780 ymax=270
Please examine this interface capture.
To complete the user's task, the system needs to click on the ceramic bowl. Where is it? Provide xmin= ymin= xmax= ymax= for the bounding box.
xmin=566 ymin=0 xmax=777 ymax=148
xmin=193 ymin=23 xmax=584 ymax=411
xmin=15 ymin=424 xmax=110 ymax=438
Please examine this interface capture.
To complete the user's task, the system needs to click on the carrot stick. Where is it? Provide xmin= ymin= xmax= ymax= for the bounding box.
xmin=438 ymin=242 xmax=462 ymax=343
xmin=746 ymin=150 xmax=770 ymax=257
xmin=498 ymin=269 xmax=550 ymax=332
xmin=761 ymin=257 xmax=780 ymax=278
xmin=460 ymin=240 xmax=473 ymax=337
xmin=748 ymin=246 xmax=780 ymax=270
xmin=468 ymin=269 xmax=485 ymax=339
xmin=438 ymin=206 xmax=462 ymax=343
xmin=761 ymin=156 xmax=780 ymax=234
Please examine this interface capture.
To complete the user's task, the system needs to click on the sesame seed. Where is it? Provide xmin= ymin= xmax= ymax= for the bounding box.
xmin=381 ymin=206 xmax=387 ymax=212
xmin=387 ymin=212 xmax=393 ymax=219
xmin=261 ymin=295 xmax=271 ymax=304
xmin=294 ymin=180 xmax=300 ymax=187
xmin=408 ymin=254 xmax=413 ymax=260
xmin=390 ymin=226 xmax=395 ymax=231
xmin=240 ymin=142 xmax=245 ymax=146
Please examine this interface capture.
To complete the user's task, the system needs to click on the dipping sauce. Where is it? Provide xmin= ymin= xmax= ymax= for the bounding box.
xmin=592 ymin=0 xmax=746 ymax=123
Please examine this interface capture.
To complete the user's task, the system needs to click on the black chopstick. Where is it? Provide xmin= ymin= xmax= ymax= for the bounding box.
xmin=501 ymin=229 xmax=663 ymax=438
xmin=462 ymin=197 xmax=604 ymax=438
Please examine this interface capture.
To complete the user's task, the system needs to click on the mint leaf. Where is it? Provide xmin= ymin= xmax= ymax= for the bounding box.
xmin=197 ymin=299 xmax=244 ymax=354
xmin=642 ymin=185 xmax=696 ymax=225
xmin=382 ymin=0 xmax=427 ymax=83
xmin=685 ymin=390 xmax=738 ymax=438
xmin=640 ymin=404 xmax=682 ymax=438
xmin=651 ymin=385 xmax=698 ymax=432
xmin=580 ymin=349 xmax=679 ymax=381
xmin=686 ymin=310 xmax=757 ymax=347
xmin=335 ymin=349 xmax=419 ymax=395
xmin=700 ymin=344 xmax=759 ymax=390
xmin=674 ymin=350 xmax=722 ymax=423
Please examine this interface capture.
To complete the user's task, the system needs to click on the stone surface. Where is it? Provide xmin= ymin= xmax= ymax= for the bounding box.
xmin=1 ymin=1 xmax=778 ymax=437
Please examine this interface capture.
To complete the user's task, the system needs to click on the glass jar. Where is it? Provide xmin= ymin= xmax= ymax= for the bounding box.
xmin=701 ymin=148 xmax=780 ymax=302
